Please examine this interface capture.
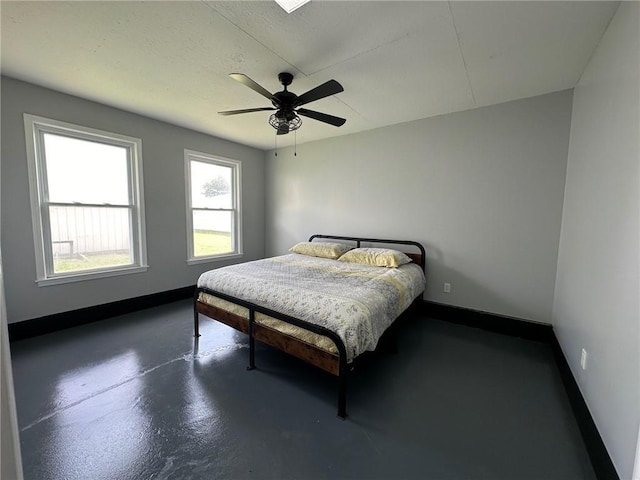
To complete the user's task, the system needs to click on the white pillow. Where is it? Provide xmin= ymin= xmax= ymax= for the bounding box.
xmin=337 ymin=247 xmax=412 ymax=268
xmin=289 ymin=241 xmax=352 ymax=259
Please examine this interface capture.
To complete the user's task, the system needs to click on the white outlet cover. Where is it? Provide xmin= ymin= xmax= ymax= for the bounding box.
xmin=580 ymin=349 xmax=588 ymax=370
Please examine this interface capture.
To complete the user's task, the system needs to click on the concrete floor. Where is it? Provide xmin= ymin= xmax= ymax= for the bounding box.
xmin=11 ymin=299 xmax=596 ymax=480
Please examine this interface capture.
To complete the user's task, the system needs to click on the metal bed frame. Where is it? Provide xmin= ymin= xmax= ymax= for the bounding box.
xmin=193 ymin=234 xmax=426 ymax=419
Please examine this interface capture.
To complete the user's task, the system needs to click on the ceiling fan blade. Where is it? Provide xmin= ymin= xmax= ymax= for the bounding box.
xmin=297 ymin=108 xmax=346 ymax=127
xmin=294 ymin=79 xmax=344 ymax=107
xmin=218 ymin=107 xmax=276 ymax=116
xmin=229 ymin=73 xmax=276 ymax=103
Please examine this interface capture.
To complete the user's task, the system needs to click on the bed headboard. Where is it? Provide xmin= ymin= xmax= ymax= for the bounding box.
xmin=309 ymin=234 xmax=426 ymax=272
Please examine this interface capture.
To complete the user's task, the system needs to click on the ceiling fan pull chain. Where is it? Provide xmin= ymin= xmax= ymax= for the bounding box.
xmin=294 ymin=130 xmax=297 ymax=157
xmin=274 ymin=131 xmax=278 ymax=157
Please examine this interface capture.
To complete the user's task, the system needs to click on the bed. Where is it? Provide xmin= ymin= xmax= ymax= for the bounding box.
xmin=193 ymin=234 xmax=426 ymax=418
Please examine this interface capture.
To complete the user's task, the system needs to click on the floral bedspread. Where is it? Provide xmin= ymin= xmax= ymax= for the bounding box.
xmin=197 ymin=253 xmax=426 ymax=362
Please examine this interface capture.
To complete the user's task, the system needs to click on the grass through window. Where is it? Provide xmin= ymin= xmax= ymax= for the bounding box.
xmin=53 ymin=231 xmax=232 ymax=273
xmin=54 ymin=253 xmax=131 ymax=273
xmin=194 ymin=230 xmax=232 ymax=257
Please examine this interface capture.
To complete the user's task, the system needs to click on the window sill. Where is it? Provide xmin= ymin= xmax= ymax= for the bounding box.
xmin=36 ymin=265 xmax=149 ymax=287
xmin=187 ymin=253 xmax=243 ymax=266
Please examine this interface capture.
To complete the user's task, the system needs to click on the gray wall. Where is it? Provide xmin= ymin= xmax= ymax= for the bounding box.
xmin=553 ymin=2 xmax=639 ymax=479
xmin=265 ymin=90 xmax=573 ymax=324
xmin=1 ymin=77 xmax=265 ymax=323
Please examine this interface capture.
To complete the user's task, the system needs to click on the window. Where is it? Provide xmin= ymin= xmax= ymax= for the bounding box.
xmin=24 ymin=114 xmax=148 ymax=285
xmin=184 ymin=150 xmax=242 ymax=264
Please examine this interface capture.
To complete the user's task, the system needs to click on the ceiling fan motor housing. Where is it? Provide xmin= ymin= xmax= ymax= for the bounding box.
xmin=272 ymin=90 xmax=297 ymax=110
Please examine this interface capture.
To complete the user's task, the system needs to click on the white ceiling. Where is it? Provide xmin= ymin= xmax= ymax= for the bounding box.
xmin=0 ymin=1 xmax=620 ymax=151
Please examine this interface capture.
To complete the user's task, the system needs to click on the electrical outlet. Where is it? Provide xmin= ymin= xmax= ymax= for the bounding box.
xmin=444 ymin=282 xmax=451 ymax=293
xmin=580 ymin=349 xmax=588 ymax=370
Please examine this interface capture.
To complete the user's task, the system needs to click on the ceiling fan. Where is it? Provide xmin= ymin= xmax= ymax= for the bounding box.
xmin=219 ymin=72 xmax=346 ymax=135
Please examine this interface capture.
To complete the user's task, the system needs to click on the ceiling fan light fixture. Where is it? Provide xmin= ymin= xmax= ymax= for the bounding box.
xmin=274 ymin=0 xmax=310 ymax=14
xmin=269 ymin=113 xmax=302 ymax=133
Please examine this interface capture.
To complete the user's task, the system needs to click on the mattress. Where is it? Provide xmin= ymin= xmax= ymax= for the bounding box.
xmin=197 ymin=253 xmax=426 ymax=362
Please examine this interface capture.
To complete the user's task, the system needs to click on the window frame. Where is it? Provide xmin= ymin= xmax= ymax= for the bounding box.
xmin=184 ymin=149 xmax=243 ymax=265
xmin=24 ymin=114 xmax=148 ymax=286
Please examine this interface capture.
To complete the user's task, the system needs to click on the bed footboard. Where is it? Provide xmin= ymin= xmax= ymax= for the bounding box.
xmin=194 ymin=287 xmax=349 ymax=418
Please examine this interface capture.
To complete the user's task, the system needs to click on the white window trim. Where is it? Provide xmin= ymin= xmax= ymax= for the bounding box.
xmin=24 ymin=114 xmax=148 ymax=286
xmin=184 ymin=149 xmax=243 ymax=265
